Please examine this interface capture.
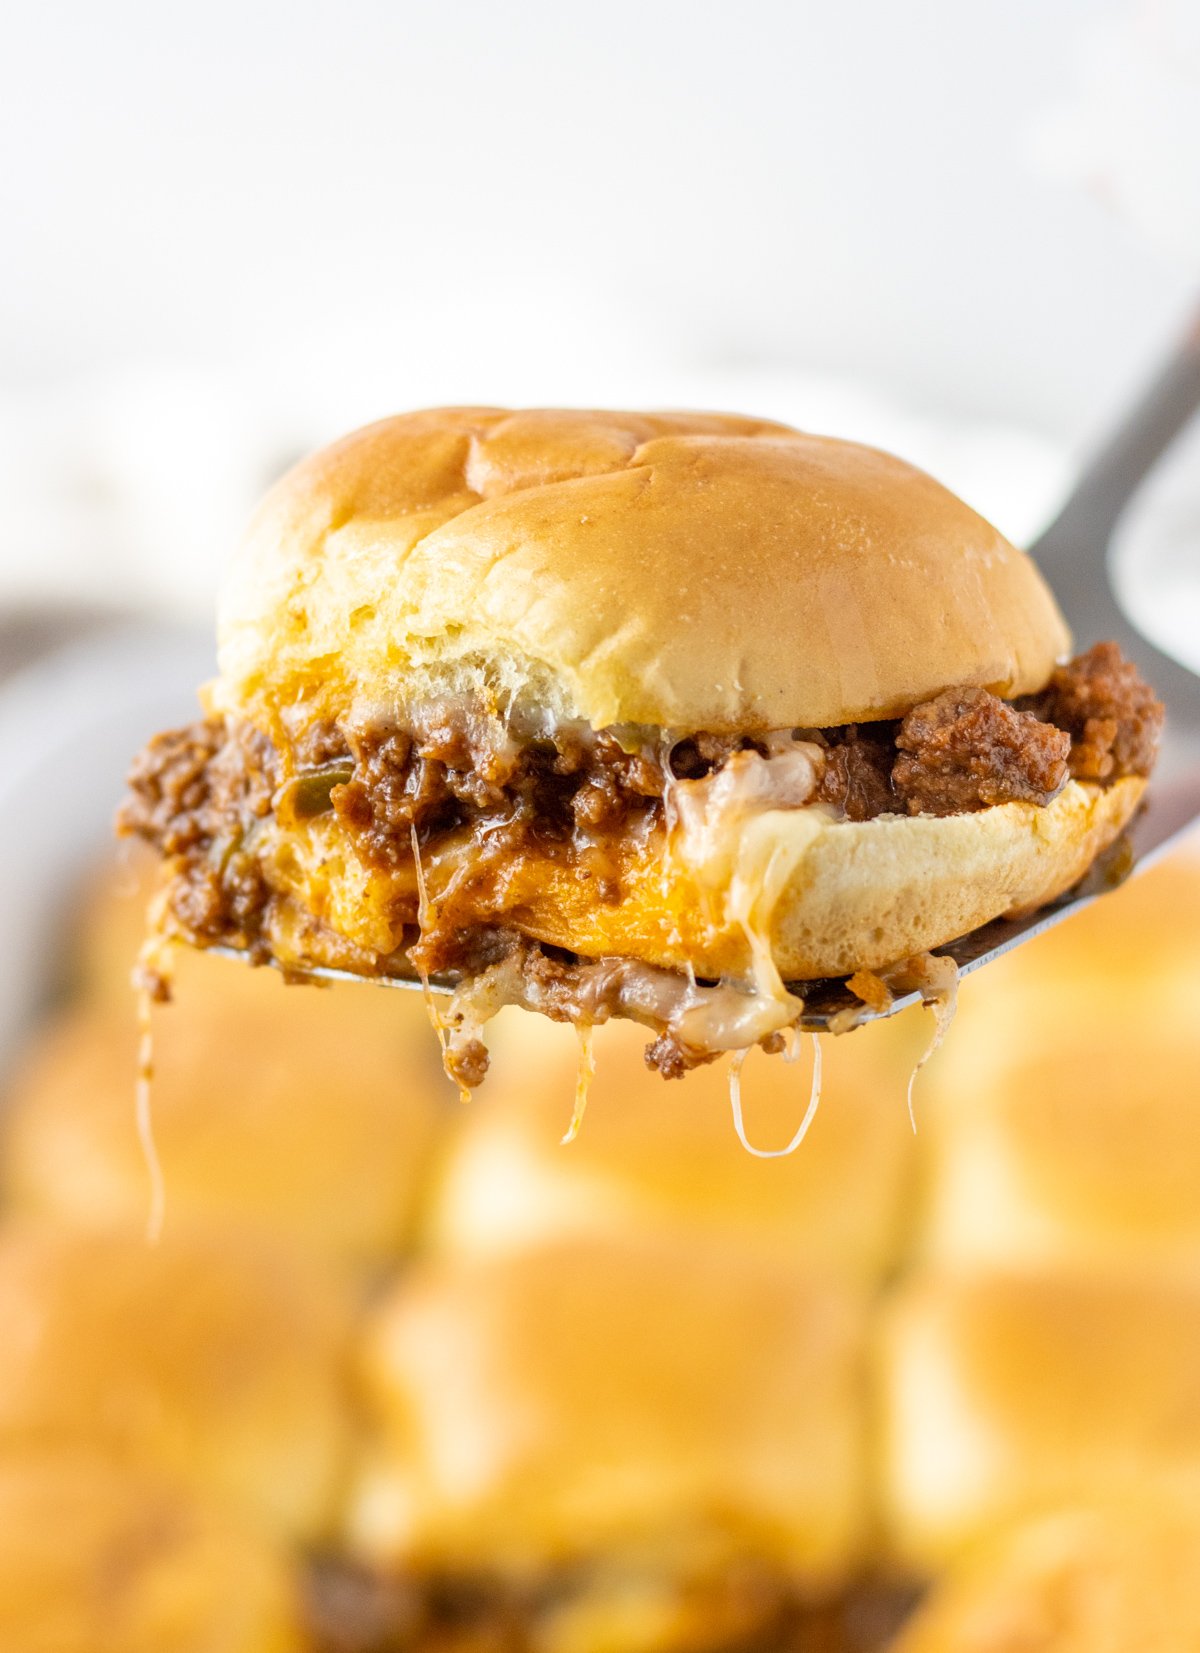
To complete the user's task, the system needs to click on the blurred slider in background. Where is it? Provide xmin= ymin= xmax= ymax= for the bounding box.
xmin=4 ymin=849 xmax=447 ymax=1274
xmin=0 ymin=1453 xmax=306 ymax=1653
xmin=916 ymin=855 xmax=1200 ymax=1272
xmin=427 ymin=1008 xmax=922 ymax=1284
xmin=893 ymin=1500 xmax=1200 ymax=1653
xmin=0 ymin=1220 xmax=350 ymax=1543
xmin=350 ymin=1233 xmax=870 ymax=1649
xmin=878 ymin=847 xmax=1200 ymax=1594
xmin=879 ymin=1266 xmax=1200 ymax=1574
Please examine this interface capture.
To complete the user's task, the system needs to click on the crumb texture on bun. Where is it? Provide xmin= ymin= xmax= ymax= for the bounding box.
xmin=216 ymin=407 xmax=1070 ymax=735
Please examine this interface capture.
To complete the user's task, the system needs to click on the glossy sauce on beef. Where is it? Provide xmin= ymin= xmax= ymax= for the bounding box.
xmin=119 ymin=643 xmax=1162 ymax=1081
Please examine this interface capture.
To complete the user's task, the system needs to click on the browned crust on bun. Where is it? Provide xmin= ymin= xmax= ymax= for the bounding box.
xmin=120 ymin=407 xmax=1164 ymax=1086
xmin=215 ymin=407 xmax=1071 ymax=736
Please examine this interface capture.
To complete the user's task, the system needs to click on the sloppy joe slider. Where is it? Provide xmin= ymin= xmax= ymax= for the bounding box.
xmin=120 ymin=408 xmax=1162 ymax=1086
xmin=1 ymin=954 xmax=444 ymax=1275
xmin=348 ymin=1234 xmax=870 ymax=1643
xmin=0 ymin=1222 xmax=351 ymax=1541
xmin=425 ymin=1008 xmax=919 ymax=1284
xmin=878 ymin=1267 xmax=1200 ymax=1573
xmin=916 ymin=1026 xmax=1200 ymax=1274
xmin=0 ymin=1452 xmax=305 ymax=1653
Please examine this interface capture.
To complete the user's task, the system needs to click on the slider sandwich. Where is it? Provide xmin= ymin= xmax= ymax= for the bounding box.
xmin=426 ymin=1010 xmax=918 ymax=1284
xmin=879 ymin=1267 xmax=1200 ymax=1573
xmin=349 ymin=1234 xmax=870 ymax=1646
xmin=917 ymin=1025 xmax=1200 ymax=1274
xmin=0 ymin=1223 xmax=351 ymax=1541
xmin=121 ymin=408 xmax=1163 ymax=1086
xmin=2 ymin=955 xmax=444 ymax=1275
xmin=0 ymin=1453 xmax=305 ymax=1653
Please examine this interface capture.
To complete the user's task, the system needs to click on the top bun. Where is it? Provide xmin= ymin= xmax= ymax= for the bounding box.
xmin=216 ymin=407 xmax=1070 ymax=736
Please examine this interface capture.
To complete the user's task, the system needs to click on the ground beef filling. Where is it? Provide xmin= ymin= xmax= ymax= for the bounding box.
xmin=891 ymin=688 xmax=1071 ymax=817
xmin=119 ymin=641 xmax=1160 ymax=1002
xmin=1023 ymin=639 xmax=1164 ymax=781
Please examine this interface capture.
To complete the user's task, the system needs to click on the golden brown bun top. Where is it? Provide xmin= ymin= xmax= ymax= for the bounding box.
xmin=925 ymin=847 xmax=1200 ymax=1115
xmin=918 ymin=1021 xmax=1200 ymax=1273
xmin=424 ymin=1008 xmax=920 ymax=1284
xmin=880 ymin=1266 xmax=1200 ymax=1573
xmin=0 ymin=1223 xmax=351 ymax=1541
xmin=895 ymin=1502 xmax=1200 ymax=1653
xmin=0 ymin=1452 xmax=303 ymax=1653
xmin=3 ymin=947 xmax=446 ymax=1273
xmin=352 ymin=1234 xmax=868 ymax=1580
xmin=216 ymin=406 xmax=1070 ymax=736
xmin=886 ymin=1268 xmax=1200 ymax=1463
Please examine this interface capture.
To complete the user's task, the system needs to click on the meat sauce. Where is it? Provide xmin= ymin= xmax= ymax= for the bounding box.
xmin=120 ymin=643 xmax=1161 ymax=1080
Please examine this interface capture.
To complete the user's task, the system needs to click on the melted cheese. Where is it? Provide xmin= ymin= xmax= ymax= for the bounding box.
xmin=134 ymin=992 xmax=166 ymax=1245
xmin=133 ymin=888 xmax=176 ymax=1244
xmin=728 ymin=1034 xmax=825 ymax=1159
xmin=895 ymin=952 xmax=960 ymax=1130
xmin=408 ymin=822 xmax=470 ymax=1102
xmin=434 ymin=743 xmax=836 ymax=1096
xmin=562 ymin=1025 xmax=597 ymax=1145
xmin=424 ymin=736 xmax=959 ymax=1146
xmin=666 ymin=745 xmax=827 ymax=1055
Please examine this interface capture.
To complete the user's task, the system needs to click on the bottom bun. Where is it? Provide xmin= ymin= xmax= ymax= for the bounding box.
xmin=765 ymin=777 xmax=1144 ymax=979
xmin=516 ymin=776 xmax=1146 ymax=980
xmin=266 ymin=776 xmax=1145 ymax=988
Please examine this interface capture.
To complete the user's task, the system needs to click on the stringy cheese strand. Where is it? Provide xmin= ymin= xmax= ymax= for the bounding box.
xmin=409 ymin=822 xmax=468 ymax=1092
xmin=728 ymin=1032 xmax=824 ymax=1159
xmin=135 ymin=988 xmax=166 ymax=1245
xmin=905 ymin=959 xmax=960 ymax=1132
xmin=562 ymin=1024 xmax=597 ymax=1145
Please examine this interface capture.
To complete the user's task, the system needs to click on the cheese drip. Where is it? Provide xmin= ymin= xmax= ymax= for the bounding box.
xmin=132 ymin=886 xmax=175 ymax=1245
xmin=562 ymin=1025 xmax=597 ymax=1145
xmin=435 ymin=742 xmax=833 ymax=1088
xmin=728 ymin=1033 xmax=824 ymax=1159
xmin=666 ymin=743 xmax=827 ymax=1056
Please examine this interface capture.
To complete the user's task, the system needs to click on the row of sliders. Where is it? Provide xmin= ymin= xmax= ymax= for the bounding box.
xmin=0 ymin=847 xmax=1198 ymax=1647
xmin=886 ymin=847 xmax=1200 ymax=1653
xmin=6 ymin=1252 xmax=1200 ymax=1652
xmin=0 ymin=859 xmax=428 ymax=1649
xmin=0 ymin=856 xmax=906 ymax=1649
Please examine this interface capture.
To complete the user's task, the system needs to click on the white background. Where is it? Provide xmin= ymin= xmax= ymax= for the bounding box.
xmin=0 ymin=0 xmax=1197 ymax=617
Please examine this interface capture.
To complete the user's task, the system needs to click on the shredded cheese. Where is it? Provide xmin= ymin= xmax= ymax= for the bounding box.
xmin=728 ymin=1033 xmax=825 ymax=1159
xmin=562 ymin=1024 xmax=597 ymax=1145
xmin=409 ymin=822 xmax=470 ymax=1102
xmin=132 ymin=890 xmax=174 ymax=1245
xmin=134 ymin=993 xmax=166 ymax=1245
xmin=898 ymin=953 xmax=960 ymax=1132
xmin=666 ymin=745 xmax=826 ymax=1059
